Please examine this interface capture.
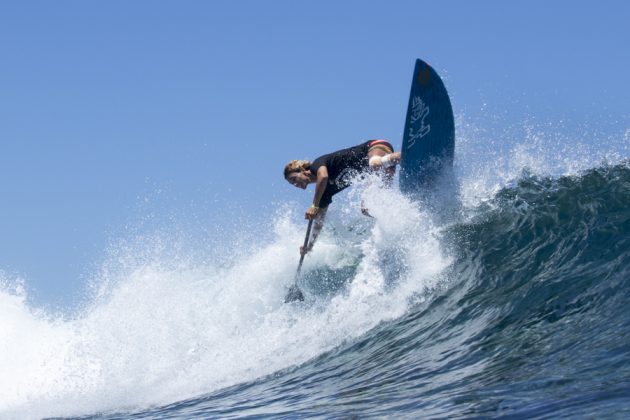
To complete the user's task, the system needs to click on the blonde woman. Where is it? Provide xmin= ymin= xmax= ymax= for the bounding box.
xmin=284 ymin=139 xmax=401 ymax=255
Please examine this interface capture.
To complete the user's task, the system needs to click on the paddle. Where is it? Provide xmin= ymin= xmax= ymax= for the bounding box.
xmin=284 ymin=219 xmax=313 ymax=303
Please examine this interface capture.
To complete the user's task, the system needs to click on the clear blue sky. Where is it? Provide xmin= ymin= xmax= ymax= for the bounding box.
xmin=1 ymin=1 xmax=629 ymax=308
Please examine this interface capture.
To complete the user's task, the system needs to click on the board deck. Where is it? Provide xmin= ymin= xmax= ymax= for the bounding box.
xmin=399 ymin=59 xmax=455 ymax=194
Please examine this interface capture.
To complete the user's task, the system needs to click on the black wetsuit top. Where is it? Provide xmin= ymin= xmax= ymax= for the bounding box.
xmin=310 ymin=140 xmax=394 ymax=208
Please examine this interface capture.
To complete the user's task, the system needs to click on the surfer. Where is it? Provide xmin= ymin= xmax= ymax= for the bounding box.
xmin=284 ymin=139 xmax=401 ymax=256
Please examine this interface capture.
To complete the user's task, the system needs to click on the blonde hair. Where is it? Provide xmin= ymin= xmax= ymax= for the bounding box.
xmin=284 ymin=159 xmax=311 ymax=179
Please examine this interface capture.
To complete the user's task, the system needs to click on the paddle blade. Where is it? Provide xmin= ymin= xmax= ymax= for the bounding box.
xmin=284 ymin=284 xmax=305 ymax=303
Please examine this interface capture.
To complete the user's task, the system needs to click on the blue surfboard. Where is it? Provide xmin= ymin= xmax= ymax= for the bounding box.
xmin=399 ymin=59 xmax=455 ymax=194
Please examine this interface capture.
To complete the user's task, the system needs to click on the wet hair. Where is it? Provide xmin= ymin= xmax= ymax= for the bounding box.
xmin=284 ymin=160 xmax=311 ymax=179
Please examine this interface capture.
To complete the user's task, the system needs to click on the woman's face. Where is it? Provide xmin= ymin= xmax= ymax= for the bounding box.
xmin=286 ymin=171 xmax=310 ymax=189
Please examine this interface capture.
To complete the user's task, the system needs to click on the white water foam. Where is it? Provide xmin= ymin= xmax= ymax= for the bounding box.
xmin=0 ymin=181 xmax=451 ymax=419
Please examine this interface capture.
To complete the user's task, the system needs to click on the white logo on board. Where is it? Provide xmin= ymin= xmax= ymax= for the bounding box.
xmin=407 ymin=96 xmax=430 ymax=149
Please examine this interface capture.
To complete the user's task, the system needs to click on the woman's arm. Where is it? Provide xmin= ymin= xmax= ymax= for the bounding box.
xmin=368 ymin=152 xmax=400 ymax=187
xmin=368 ymin=151 xmax=401 ymax=169
xmin=305 ymin=166 xmax=329 ymax=219
xmin=312 ymin=166 xmax=329 ymax=208
xmin=301 ymin=166 xmax=329 ymax=256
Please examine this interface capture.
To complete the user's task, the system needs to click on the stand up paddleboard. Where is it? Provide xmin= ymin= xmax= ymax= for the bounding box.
xmin=399 ymin=59 xmax=455 ymax=194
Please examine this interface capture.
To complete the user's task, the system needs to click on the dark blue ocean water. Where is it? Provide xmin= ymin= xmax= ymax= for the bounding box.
xmin=26 ymin=163 xmax=625 ymax=419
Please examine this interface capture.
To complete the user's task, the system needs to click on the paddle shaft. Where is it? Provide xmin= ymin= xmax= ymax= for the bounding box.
xmin=295 ymin=218 xmax=314 ymax=279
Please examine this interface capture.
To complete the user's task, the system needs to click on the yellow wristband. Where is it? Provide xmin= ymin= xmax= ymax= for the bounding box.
xmin=311 ymin=204 xmax=319 ymax=209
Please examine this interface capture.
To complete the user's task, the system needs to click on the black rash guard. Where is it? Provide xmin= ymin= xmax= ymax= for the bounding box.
xmin=310 ymin=140 xmax=394 ymax=208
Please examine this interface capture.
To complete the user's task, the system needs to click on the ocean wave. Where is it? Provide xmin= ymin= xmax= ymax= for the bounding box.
xmin=2 ymin=153 xmax=630 ymax=419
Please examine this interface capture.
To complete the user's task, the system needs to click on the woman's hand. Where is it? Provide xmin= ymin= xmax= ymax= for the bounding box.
xmin=300 ymin=244 xmax=313 ymax=256
xmin=305 ymin=205 xmax=319 ymax=220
